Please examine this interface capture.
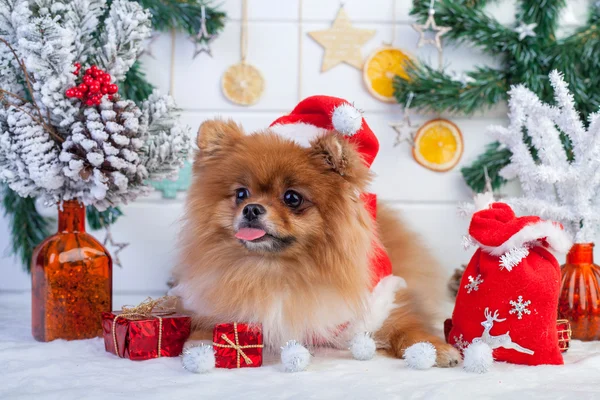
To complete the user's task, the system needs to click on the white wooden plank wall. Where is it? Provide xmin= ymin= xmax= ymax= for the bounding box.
xmin=1 ymin=0 xmax=593 ymax=292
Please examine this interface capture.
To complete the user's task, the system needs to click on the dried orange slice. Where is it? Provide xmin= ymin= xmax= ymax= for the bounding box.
xmin=363 ymin=46 xmax=412 ymax=102
xmin=221 ymin=62 xmax=265 ymax=106
xmin=412 ymin=119 xmax=463 ymax=172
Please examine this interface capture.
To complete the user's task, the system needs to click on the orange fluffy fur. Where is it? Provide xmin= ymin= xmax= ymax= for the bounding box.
xmin=171 ymin=119 xmax=460 ymax=366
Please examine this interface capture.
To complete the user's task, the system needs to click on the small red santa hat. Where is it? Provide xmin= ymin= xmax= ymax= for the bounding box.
xmin=270 ymin=95 xmax=379 ymax=168
xmin=468 ymin=202 xmax=572 ymax=259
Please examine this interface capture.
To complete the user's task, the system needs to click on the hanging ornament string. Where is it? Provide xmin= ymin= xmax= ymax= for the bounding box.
xmin=169 ymin=29 xmax=176 ymax=97
xmin=363 ymin=0 xmax=412 ymax=102
xmin=221 ymin=0 xmax=265 ymax=106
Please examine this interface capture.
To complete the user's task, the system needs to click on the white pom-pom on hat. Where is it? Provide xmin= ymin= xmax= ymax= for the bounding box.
xmin=404 ymin=342 xmax=437 ymax=370
xmin=463 ymin=341 xmax=494 ymax=373
xmin=181 ymin=344 xmax=215 ymax=374
xmin=331 ymin=103 xmax=362 ymax=136
xmin=281 ymin=340 xmax=311 ymax=372
xmin=349 ymin=332 xmax=377 ymax=361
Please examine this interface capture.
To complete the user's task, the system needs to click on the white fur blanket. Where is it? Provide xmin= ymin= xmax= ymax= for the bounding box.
xmin=2 ymin=293 xmax=600 ymax=400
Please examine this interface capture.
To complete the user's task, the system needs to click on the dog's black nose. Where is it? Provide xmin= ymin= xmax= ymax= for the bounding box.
xmin=242 ymin=204 xmax=266 ymax=221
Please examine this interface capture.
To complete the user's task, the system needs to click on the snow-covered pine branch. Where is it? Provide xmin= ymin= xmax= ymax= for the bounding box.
xmin=0 ymin=0 xmax=30 ymax=96
xmin=488 ymin=70 xmax=600 ymax=243
xmin=17 ymin=15 xmax=77 ymax=129
xmin=140 ymin=91 xmax=191 ymax=181
xmin=64 ymin=0 xmax=107 ymax=64
xmin=98 ymin=0 xmax=151 ymax=81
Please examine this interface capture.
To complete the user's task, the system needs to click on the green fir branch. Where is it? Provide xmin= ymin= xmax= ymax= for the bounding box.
xmin=1 ymin=185 xmax=52 ymax=270
xmin=136 ymin=0 xmax=226 ymax=40
xmin=516 ymin=0 xmax=564 ymax=42
xmin=460 ymin=142 xmax=510 ymax=193
xmin=121 ymin=61 xmax=155 ymax=103
xmin=393 ymin=64 xmax=509 ymax=114
xmin=87 ymin=206 xmax=124 ymax=231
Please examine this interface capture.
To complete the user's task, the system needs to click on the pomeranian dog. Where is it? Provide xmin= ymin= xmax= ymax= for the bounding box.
xmin=171 ymin=100 xmax=460 ymax=367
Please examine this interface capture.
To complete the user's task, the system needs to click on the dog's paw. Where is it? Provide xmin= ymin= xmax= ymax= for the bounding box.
xmin=435 ymin=343 xmax=461 ymax=368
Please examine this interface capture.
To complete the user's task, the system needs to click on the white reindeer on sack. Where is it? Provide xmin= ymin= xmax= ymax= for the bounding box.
xmin=473 ymin=308 xmax=534 ymax=355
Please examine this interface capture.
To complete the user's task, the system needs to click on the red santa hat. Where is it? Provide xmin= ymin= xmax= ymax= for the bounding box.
xmin=270 ymin=95 xmax=379 ymax=168
xmin=468 ymin=202 xmax=572 ymax=259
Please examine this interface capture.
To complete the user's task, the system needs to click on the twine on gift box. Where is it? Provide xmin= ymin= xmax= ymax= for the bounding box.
xmin=213 ymin=322 xmax=264 ymax=368
xmin=111 ymin=296 xmax=178 ymax=359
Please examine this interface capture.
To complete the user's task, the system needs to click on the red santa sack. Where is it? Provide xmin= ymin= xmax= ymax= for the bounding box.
xmin=449 ymin=202 xmax=572 ymax=366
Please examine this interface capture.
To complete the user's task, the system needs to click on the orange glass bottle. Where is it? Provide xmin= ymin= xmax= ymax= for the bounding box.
xmin=558 ymin=243 xmax=600 ymax=341
xmin=32 ymin=200 xmax=112 ymax=341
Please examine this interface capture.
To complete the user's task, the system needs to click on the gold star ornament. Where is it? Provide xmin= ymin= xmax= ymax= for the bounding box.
xmin=412 ymin=9 xmax=452 ymax=52
xmin=309 ymin=7 xmax=376 ymax=72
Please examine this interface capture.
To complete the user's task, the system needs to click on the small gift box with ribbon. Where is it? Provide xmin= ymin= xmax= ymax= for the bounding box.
xmin=101 ymin=296 xmax=192 ymax=361
xmin=213 ymin=322 xmax=264 ymax=369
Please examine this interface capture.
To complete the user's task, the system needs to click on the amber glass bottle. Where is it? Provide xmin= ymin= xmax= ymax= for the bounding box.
xmin=32 ymin=200 xmax=112 ymax=341
xmin=558 ymin=243 xmax=600 ymax=341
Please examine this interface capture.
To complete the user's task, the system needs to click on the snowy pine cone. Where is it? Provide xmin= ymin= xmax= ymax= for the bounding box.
xmin=0 ymin=105 xmax=64 ymax=198
xmin=59 ymin=97 xmax=148 ymax=210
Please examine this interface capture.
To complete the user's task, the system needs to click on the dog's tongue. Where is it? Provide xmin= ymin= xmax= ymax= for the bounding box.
xmin=235 ymin=228 xmax=266 ymax=241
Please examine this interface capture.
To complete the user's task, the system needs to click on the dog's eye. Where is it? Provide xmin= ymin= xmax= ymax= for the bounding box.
xmin=235 ymin=188 xmax=250 ymax=204
xmin=283 ymin=190 xmax=303 ymax=208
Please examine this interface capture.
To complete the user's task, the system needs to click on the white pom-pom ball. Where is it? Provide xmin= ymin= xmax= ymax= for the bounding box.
xmin=404 ymin=342 xmax=437 ymax=370
xmin=181 ymin=344 xmax=215 ymax=374
xmin=463 ymin=341 xmax=493 ymax=373
xmin=331 ymin=103 xmax=362 ymax=136
xmin=281 ymin=340 xmax=311 ymax=372
xmin=349 ymin=332 xmax=376 ymax=361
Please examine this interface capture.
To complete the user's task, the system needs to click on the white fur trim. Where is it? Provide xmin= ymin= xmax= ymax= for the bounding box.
xmin=331 ymin=103 xmax=362 ymax=136
xmin=270 ymin=123 xmax=328 ymax=147
xmin=354 ymin=275 xmax=407 ymax=333
xmin=476 ymin=220 xmax=573 ymax=256
xmin=474 ymin=192 xmax=495 ymax=211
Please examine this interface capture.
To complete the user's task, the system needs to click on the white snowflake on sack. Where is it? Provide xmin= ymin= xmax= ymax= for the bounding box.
xmin=487 ymin=71 xmax=600 ymax=244
xmin=453 ymin=334 xmax=469 ymax=351
xmin=464 ymin=274 xmax=484 ymax=294
xmin=0 ymin=0 xmax=190 ymax=210
xmin=509 ymin=296 xmax=532 ymax=319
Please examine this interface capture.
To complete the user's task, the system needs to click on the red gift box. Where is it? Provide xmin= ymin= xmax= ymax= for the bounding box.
xmin=101 ymin=297 xmax=191 ymax=361
xmin=213 ymin=323 xmax=263 ymax=369
xmin=444 ymin=318 xmax=571 ymax=353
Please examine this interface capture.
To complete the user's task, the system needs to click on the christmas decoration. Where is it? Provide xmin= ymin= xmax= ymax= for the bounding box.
xmin=557 ymin=320 xmax=572 ymax=352
xmin=349 ymin=332 xmax=376 ymax=361
xmin=213 ymin=323 xmax=264 ymax=369
xmin=464 ymin=274 xmax=483 ymax=294
xmin=1 ymin=0 xmax=216 ymax=271
xmin=191 ymin=5 xmax=217 ymax=59
xmin=221 ymin=0 xmax=264 ymax=106
xmin=102 ymin=296 xmax=191 ymax=360
xmin=404 ymin=342 xmax=437 ymax=370
xmin=102 ymin=225 xmax=129 ymax=268
xmin=392 ymin=1 xmax=600 ymax=193
xmin=411 ymin=118 xmax=463 ymax=172
xmin=462 ymin=341 xmax=493 ymax=374
xmin=484 ymin=71 xmax=600 ymax=339
xmin=308 ymin=5 xmax=375 ymax=72
xmin=32 ymin=201 xmax=111 ymax=342
xmin=280 ymin=340 xmax=311 ymax=373
xmin=65 ymin=65 xmax=119 ymax=106
xmin=363 ymin=1 xmax=412 ymax=102
xmin=181 ymin=344 xmax=216 ymax=374
xmin=449 ymin=202 xmax=571 ymax=366
xmin=558 ymin=243 xmax=600 ymax=341
xmin=411 ymin=4 xmax=451 ymax=52
xmin=364 ymin=47 xmax=412 ymax=103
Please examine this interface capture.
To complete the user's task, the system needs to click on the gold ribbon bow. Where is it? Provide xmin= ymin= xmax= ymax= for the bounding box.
xmin=212 ymin=322 xmax=264 ymax=368
xmin=111 ymin=296 xmax=178 ymax=359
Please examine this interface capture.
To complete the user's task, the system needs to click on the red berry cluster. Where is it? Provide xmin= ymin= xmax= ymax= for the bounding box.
xmin=65 ymin=65 xmax=119 ymax=106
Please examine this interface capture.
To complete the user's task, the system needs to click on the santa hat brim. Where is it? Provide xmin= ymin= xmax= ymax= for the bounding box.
xmin=475 ymin=220 xmax=572 ymax=255
xmin=270 ymin=123 xmax=328 ymax=147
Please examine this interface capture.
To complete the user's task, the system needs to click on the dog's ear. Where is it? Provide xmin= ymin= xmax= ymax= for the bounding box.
xmin=308 ymin=132 xmax=370 ymax=188
xmin=197 ymin=118 xmax=244 ymax=158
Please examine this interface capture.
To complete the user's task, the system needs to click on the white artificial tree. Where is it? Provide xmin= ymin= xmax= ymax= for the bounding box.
xmin=488 ymin=70 xmax=600 ymax=244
